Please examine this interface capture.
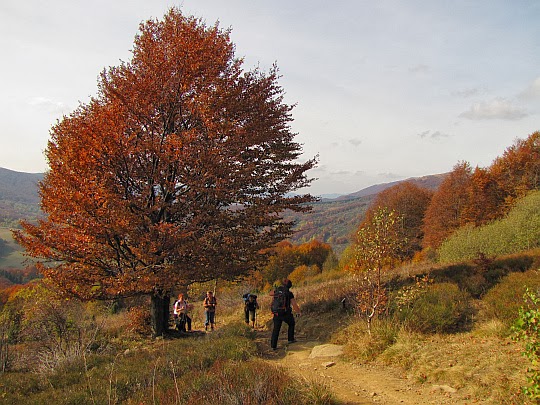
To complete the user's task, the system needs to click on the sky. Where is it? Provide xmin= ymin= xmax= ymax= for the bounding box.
xmin=1 ymin=1 xmax=539 ymax=196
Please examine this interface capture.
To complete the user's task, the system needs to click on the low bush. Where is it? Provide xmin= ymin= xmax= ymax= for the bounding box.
xmin=429 ymin=250 xmax=540 ymax=298
xmin=438 ymin=190 xmax=540 ymax=263
xmin=512 ymin=289 xmax=540 ymax=401
xmin=288 ymin=264 xmax=322 ymax=286
xmin=483 ymin=269 xmax=540 ymax=329
xmin=333 ymin=317 xmax=400 ymax=362
xmin=395 ymin=282 xmax=474 ymax=334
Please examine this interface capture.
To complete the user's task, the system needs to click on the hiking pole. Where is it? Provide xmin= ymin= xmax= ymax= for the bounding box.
xmin=213 ymin=279 xmax=217 ymax=328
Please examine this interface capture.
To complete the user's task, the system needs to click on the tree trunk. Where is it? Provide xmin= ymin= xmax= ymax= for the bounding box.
xmin=150 ymin=292 xmax=171 ymax=337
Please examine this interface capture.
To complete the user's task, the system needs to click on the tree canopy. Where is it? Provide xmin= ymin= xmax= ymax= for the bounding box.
xmin=423 ymin=131 xmax=539 ymax=250
xmin=14 ymin=9 xmax=316 ymax=303
xmin=422 ymin=162 xmax=472 ymax=249
xmin=360 ymin=181 xmax=432 ymax=258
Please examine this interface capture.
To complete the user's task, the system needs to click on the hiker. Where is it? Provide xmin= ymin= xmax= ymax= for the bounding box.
xmin=173 ymin=293 xmax=192 ymax=332
xmin=203 ymin=290 xmax=217 ymax=331
xmin=244 ymin=293 xmax=259 ymax=328
xmin=270 ymin=278 xmax=301 ymax=350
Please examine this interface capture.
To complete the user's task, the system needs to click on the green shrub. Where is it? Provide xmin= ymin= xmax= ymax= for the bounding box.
xmin=432 ymin=263 xmax=476 ymax=289
xmin=512 ymin=289 xmax=540 ymax=400
xmin=438 ymin=190 xmax=540 ymax=263
xmin=430 ymin=252 xmax=540 ymax=298
xmin=483 ymin=270 xmax=540 ymax=328
xmin=396 ymin=282 xmax=473 ymax=334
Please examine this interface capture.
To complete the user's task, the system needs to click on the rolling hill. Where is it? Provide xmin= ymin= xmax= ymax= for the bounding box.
xmin=286 ymin=174 xmax=445 ymax=253
xmin=0 ymin=167 xmax=445 ymax=266
xmin=0 ymin=167 xmax=43 ymax=228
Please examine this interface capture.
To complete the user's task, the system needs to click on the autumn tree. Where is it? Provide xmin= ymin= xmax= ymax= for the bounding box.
xmin=423 ymin=161 xmax=472 ymax=249
xmin=258 ymin=239 xmax=333 ymax=287
xmin=461 ymin=166 xmax=504 ymax=225
xmin=348 ymin=207 xmax=405 ymax=332
xmin=13 ymin=9 xmax=316 ymax=336
xmin=489 ymin=131 xmax=540 ymax=210
xmin=360 ymin=181 xmax=432 ymax=258
xmin=295 ymin=239 xmax=333 ymax=270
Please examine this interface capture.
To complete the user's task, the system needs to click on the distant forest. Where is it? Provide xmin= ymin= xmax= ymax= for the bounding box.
xmin=0 ymin=168 xmax=43 ymax=228
xmin=0 ymin=165 xmax=443 ymax=256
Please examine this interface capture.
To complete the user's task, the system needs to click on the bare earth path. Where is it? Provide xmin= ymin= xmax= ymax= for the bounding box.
xmin=255 ymin=330 xmax=477 ymax=405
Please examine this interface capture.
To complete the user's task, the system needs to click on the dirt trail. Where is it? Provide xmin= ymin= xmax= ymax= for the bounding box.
xmin=255 ymin=330 xmax=472 ymax=405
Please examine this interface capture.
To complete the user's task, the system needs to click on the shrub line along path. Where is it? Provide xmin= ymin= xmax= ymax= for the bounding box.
xmin=254 ymin=327 xmax=483 ymax=405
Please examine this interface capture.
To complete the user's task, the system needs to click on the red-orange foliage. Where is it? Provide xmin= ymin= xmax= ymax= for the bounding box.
xmin=0 ymin=284 xmax=23 ymax=307
xmin=489 ymin=131 xmax=540 ymax=209
xmin=296 ymin=239 xmax=333 ymax=269
xmin=258 ymin=239 xmax=333 ymax=286
xmin=360 ymin=181 xmax=433 ymax=258
xmin=422 ymin=132 xmax=540 ymax=250
xmin=461 ymin=166 xmax=504 ymax=225
xmin=422 ymin=162 xmax=472 ymax=249
xmin=13 ymin=9 xmax=315 ymax=332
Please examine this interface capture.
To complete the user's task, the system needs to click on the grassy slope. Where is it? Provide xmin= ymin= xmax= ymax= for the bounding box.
xmin=0 ymin=228 xmax=28 ymax=268
xmin=1 ymin=255 xmax=537 ymax=404
xmin=287 ymin=261 xmax=538 ymax=404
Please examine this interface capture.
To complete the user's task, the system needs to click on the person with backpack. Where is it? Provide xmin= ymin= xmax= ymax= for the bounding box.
xmin=173 ymin=293 xmax=192 ymax=332
xmin=243 ymin=293 xmax=259 ymax=328
xmin=203 ymin=290 xmax=217 ymax=331
xmin=270 ymin=278 xmax=301 ymax=350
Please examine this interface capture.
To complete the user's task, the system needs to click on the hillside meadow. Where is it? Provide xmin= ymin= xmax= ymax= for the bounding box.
xmin=0 ymin=228 xmax=28 ymax=269
xmin=0 ymin=132 xmax=539 ymax=403
xmin=1 ymin=245 xmax=539 ymax=404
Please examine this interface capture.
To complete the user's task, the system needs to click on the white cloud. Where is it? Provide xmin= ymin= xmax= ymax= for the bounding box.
xmin=331 ymin=170 xmax=352 ymax=176
xmin=518 ymin=77 xmax=540 ymax=100
xmin=408 ymin=64 xmax=430 ymax=74
xmin=377 ymin=172 xmax=402 ymax=180
xmin=28 ymin=97 xmax=68 ymax=114
xmin=452 ymin=88 xmax=485 ymax=98
xmin=459 ymin=98 xmax=528 ymax=120
xmin=418 ymin=130 xmax=450 ymax=139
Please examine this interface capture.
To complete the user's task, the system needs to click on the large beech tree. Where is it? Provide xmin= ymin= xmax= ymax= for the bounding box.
xmin=13 ymin=9 xmax=316 ymax=336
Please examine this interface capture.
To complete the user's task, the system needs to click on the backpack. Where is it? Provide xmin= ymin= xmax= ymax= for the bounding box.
xmin=270 ymin=286 xmax=289 ymax=315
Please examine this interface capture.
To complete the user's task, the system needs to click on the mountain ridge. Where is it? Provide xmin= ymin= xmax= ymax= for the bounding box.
xmin=0 ymin=167 xmax=445 ymax=260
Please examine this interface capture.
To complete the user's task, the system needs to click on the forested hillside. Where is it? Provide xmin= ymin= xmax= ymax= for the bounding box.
xmin=0 ymin=167 xmax=444 ymax=259
xmin=286 ymin=174 xmax=445 ymax=253
xmin=0 ymin=168 xmax=42 ymax=228
xmin=0 ymin=168 xmax=441 ymax=266
xmin=285 ymin=195 xmax=374 ymax=253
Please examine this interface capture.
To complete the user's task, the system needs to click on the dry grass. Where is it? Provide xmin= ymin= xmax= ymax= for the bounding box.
xmin=290 ymin=267 xmax=536 ymax=404
xmin=380 ymin=328 xmax=528 ymax=403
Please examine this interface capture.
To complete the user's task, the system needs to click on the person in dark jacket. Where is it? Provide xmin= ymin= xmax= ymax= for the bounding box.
xmin=244 ymin=294 xmax=259 ymax=328
xmin=270 ymin=279 xmax=301 ymax=350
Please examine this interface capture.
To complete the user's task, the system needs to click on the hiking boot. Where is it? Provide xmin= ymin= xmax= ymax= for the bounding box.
xmin=288 ymin=339 xmax=297 ymax=344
